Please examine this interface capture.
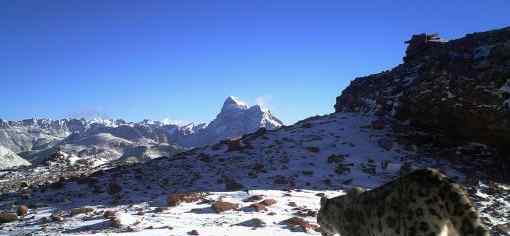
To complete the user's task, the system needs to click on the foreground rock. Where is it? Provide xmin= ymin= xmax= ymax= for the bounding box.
xmin=281 ymin=217 xmax=318 ymax=233
xmin=211 ymin=201 xmax=239 ymax=213
xmin=0 ymin=213 xmax=17 ymax=223
xmin=168 ymin=192 xmax=206 ymax=207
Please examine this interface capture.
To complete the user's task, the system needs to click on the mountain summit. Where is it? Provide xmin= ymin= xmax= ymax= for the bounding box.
xmin=221 ymin=96 xmax=249 ymax=113
xmin=174 ymin=96 xmax=284 ymax=147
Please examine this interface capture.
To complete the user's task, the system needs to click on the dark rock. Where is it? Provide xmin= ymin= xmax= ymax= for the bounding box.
xmin=371 ymin=119 xmax=385 ymax=129
xmin=335 ymin=27 xmax=510 ymax=156
xmin=377 ymin=138 xmax=394 ymax=150
xmin=107 ymin=182 xmax=122 ymax=195
xmin=224 ymin=178 xmax=244 ymax=191
xmin=50 ymin=211 xmax=64 ymax=222
xmin=242 ymin=195 xmax=264 ymax=202
xmin=235 ymin=218 xmax=266 ymax=228
xmin=70 ymin=207 xmax=94 ymax=216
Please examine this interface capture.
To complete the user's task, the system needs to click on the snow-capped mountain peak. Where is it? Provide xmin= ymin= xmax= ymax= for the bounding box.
xmin=221 ymin=96 xmax=249 ymax=113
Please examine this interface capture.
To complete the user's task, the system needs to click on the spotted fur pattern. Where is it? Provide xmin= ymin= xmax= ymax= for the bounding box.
xmin=317 ymin=168 xmax=489 ymax=236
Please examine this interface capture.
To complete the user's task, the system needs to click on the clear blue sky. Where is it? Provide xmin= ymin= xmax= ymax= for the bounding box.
xmin=1 ymin=1 xmax=508 ymax=124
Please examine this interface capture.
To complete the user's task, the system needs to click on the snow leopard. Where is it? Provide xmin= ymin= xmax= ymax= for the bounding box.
xmin=317 ymin=168 xmax=489 ymax=236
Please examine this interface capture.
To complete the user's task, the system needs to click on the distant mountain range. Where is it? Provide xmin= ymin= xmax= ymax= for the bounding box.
xmin=0 ymin=96 xmax=283 ymax=168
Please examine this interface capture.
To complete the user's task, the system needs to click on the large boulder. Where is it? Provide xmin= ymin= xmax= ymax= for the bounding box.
xmin=335 ymin=27 xmax=510 ymax=154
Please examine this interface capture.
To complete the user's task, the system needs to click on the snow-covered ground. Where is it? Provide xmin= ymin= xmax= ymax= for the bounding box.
xmin=0 ymin=112 xmax=508 ymax=235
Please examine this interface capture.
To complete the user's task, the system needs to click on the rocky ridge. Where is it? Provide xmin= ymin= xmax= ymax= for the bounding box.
xmin=335 ymin=27 xmax=510 ymax=179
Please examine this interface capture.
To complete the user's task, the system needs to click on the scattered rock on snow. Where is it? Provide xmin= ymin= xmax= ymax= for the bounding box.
xmin=248 ymin=203 xmax=268 ymax=212
xmin=70 ymin=207 xmax=95 ymax=216
xmin=234 ymin=218 xmax=267 ymax=228
xmin=103 ymin=210 xmax=116 ymax=219
xmin=495 ymin=223 xmax=510 ymax=234
xmin=212 ymin=201 xmax=239 ymax=213
xmin=16 ymin=205 xmax=29 ymax=217
xmin=168 ymin=192 xmax=205 ymax=207
xmin=242 ymin=195 xmax=264 ymax=202
xmin=0 ymin=212 xmax=17 ymax=223
xmin=259 ymin=198 xmax=277 ymax=206
xmin=50 ymin=211 xmax=65 ymax=222
xmin=280 ymin=217 xmax=319 ymax=232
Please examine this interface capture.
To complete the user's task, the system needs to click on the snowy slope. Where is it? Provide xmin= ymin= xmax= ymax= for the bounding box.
xmin=1 ymin=112 xmax=505 ymax=235
xmin=0 ymin=145 xmax=31 ymax=169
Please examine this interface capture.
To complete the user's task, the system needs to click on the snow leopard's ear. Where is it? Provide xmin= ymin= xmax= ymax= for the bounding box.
xmin=348 ymin=187 xmax=365 ymax=196
xmin=320 ymin=197 xmax=328 ymax=208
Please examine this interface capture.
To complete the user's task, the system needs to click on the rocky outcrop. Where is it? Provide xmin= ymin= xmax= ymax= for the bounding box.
xmin=335 ymin=27 xmax=510 ymax=153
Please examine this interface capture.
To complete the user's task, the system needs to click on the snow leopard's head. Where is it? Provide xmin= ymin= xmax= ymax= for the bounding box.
xmin=317 ymin=196 xmax=336 ymax=235
xmin=317 ymin=188 xmax=365 ymax=235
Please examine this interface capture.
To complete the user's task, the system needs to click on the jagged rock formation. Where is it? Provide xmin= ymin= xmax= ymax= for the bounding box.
xmin=335 ymin=27 xmax=510 ymax=154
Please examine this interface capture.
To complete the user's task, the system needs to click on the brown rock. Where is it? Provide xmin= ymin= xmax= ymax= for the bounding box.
xmin=70 ymin=207 xmax=95 ymax=216
xmin=211 ymin=201 xmax=239 ymax=213
xmin=103 ymin=210 xmax=116 ymax=219
xmin=371 ymin=119 xmax=385 ymax=129
xmin=16 ymin=205 xmax=29 ymax=217
xmin=495 ymin=223 xmax=510 ymax=234
xmin=248 ymin=203 xmax=268 ymax=212
xmin=167 ymin=192 xmax=205 ymax=207
xmin=50 ymin=211 xmax=65 ymax=222
xmin=280 ymin=217 xmax=319 ymax=232
xmin=259 ymin=199 xmax=277 ymax=206
xmin=0 ymin=212 xmax=17 ymax=223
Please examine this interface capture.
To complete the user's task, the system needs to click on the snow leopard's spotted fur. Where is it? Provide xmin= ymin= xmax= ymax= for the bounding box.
xmin=317 ymin=168 xmax=488 ymax=236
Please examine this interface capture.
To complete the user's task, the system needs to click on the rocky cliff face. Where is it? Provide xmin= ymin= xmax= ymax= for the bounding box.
xmin=335 ymin=27 xmax=510 ymax=153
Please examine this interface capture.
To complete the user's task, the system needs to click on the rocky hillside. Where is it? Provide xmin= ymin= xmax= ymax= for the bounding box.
xmin=0 ymin=112 xmax=508 ymax=235
xmin=335 ymin=27 xmax=510 ymax=155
